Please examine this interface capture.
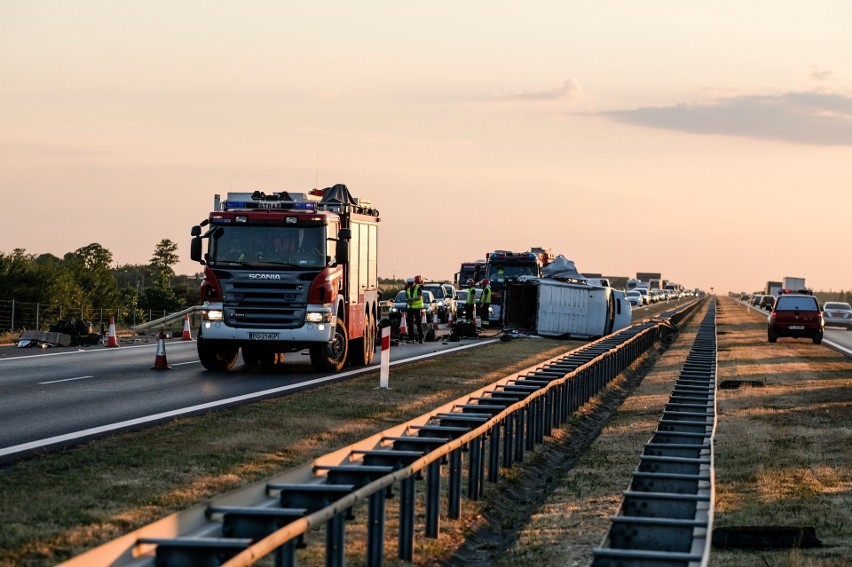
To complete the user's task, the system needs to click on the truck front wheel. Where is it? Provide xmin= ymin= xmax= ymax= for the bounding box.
xmin=310 ymin=322 xmax=348 ymax=373
xmin=197 ymin=334 xmax=239 ymax=371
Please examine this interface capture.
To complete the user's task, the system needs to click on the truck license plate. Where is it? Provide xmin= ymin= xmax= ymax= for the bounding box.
xmin=788 ymin=325 xmax=805 ymax=330
xmin=249 ymin=332 xmax=279 ymax=340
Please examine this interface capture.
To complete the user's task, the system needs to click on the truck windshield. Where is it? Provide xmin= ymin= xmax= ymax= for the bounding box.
xmin=210 ymin=225 xmax=326 ymax=268
xmin=487 ymin=263 xmax=535 ymax=282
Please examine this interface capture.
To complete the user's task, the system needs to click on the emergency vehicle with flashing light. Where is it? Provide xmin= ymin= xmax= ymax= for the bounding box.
xmin=190 ymin=184 xmax=381 ymax=372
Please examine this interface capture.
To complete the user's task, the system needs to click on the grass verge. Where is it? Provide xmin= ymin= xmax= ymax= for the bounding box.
xmin=485 ymin=298 xmax=851 ymax=567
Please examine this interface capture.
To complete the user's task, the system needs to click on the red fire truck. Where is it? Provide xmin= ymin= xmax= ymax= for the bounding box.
xmin=189 ymin=184 xmax=380 ymax=373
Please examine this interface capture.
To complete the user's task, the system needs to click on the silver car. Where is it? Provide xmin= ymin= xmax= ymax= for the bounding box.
xmin=625 ymin=290 xmax=643 ymax=308
xmin=822 ymin=301 xmax=852 ymax=330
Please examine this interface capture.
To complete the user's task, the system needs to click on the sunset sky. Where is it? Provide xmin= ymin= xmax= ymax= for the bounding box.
xmin=2 ymin=1 xmax=850 ymax=294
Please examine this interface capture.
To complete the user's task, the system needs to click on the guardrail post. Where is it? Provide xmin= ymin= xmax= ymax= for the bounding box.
xmin=533 ymin=397 xmax=543 ymax=444
xmin=573 ymin=373 xmax=582 ymax=413
xmin=326 ymin=512 xmax=345 ymax=567
xmin=448 ymin=449 xmax=463 ymax=519
xmin=488 ymin=425 xmax=500 ymax=483
xmin=515 ymin=409 xmax=525 ymax=462
xmin=502 ymin=416 xmax=514 ymax=468
xmin=398 ymin=477 xmax=416 ymax=561
xmin=525 ymin=403 xmax=536 ymax=450
xmin=277 ymin=540 xmax=296 ymax=567
xmin=367 ymin=490 xmax=386 ymax=567
xmin=425 ymin=460 xmax=441 ymax=538
xmin=551 ymin=384 xmax=562 ymax=427
xmin=468 ymin=437 xmax=483 ymax=500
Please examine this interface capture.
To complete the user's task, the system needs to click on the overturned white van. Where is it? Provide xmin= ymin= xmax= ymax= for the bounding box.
xmin=501 ymin=256 xmax=631 ymax=339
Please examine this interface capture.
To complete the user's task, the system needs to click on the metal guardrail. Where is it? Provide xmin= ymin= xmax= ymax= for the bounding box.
xmin=592 ymin=298 xmax=717 ymax=567
xmin=64 ymin=299 xmax=704 ymax=567
xmin=132 ymin=305 xmax=203 ymax=333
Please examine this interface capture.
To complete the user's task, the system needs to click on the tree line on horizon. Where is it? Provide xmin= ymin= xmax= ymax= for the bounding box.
xmin=0 ymin=240 xmax=201 ymax=330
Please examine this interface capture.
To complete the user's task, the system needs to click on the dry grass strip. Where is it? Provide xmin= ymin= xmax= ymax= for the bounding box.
xmin=712 ymin=298 xmax=852 ymax=566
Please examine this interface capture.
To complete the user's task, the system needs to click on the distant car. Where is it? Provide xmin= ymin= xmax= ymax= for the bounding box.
xmin=625 ymin=290 xmax=643 ymax=308
xmin=759 ymin=295 xmax=775 ymax=310
xmin=751 ymin=294 xmax=764 ymax=307
xmin=455 ymin=289 xmax=468 ymax=315
xmin=822 ymin=301 xmax=852 ymax=330
xmin=454 ymin=288 xmax=482 ymax=320
xmin=422 ymin=283 xmax=457 ymax=322
xmin=635 ymin=288 xmax=650 ymax=305
xmin=768 ymin=290 xmax=824 ymax=344
xmin=388 ymin=290 xmax=439 ymax=336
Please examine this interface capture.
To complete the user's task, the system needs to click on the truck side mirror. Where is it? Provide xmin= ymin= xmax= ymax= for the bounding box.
xmin=335 ymin=228 xmax=351 ymax=265
xmin=190 ymin=235 xmax=203 ymax=263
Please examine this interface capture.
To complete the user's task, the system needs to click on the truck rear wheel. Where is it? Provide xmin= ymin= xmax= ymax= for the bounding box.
xmin=197 ymin=334 xmax=239 ymax=371
xmin=310 ymin=322 xmax=348 ymax=373
xmin=348 ymin=312 xmax=375 ymax=367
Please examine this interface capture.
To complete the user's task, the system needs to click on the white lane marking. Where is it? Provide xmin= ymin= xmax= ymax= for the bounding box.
xmin=0 ymin=340 xmax=499 ymax=459
xmin=0 ymin=342 xmax=169 ymax=362
xmin=39 ymin=375 xmax=95 ymax=385
xmin=171 ymin=361 xmax=200 ymax=366
xmin=822 ymin=338 xmax=852 ymax=357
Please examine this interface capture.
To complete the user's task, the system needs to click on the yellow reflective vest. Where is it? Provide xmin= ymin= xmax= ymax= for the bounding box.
xmin=406 ymin=285 xmax=423 ymax=309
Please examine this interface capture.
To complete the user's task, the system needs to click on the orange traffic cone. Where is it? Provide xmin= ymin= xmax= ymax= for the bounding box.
xmin=180 ymin=313 xmax=193 ymax=341
xmin=151 ymin=330 xmax=172 ymax=370
xmin=447 ymin=310 xmax=453 ymax=328
xmin=105 ymin=316 xmax=120 ymax=348
xmin=399 ymin=310 xmax=408 ymax=337
xmin=421 ymin=310 xmax=428 ymax=326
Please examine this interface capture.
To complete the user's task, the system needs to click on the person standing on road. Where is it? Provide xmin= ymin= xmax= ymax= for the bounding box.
xmin=479 ymin=278 xmax=492 ymax=328
xmin=406 ymin=275 xmax=424 ymax=343
xmin=465 ymin=279 xmax=477 ymax=321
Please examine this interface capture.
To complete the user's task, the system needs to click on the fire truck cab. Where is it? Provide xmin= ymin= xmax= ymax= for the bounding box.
xmin=190 ymin=184 xmax=380 ymax=373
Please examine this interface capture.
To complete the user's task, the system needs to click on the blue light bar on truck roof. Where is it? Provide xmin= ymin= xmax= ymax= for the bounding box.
xmin=223 ymin=200 xmax=317 ymax=211
xmin=221 ymin=191 xmax=318 ymax=212
xmin=489 ymin=251 xmax=537 ymax=260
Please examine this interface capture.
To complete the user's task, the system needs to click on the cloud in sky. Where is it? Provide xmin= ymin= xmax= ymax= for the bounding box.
xmin=602 ymin=91 xmax=852 ymax=146
xmin=494 ymin=78 xmax=584 ymax=102
xmin=810 ymin=66 xmax=833 ymax=82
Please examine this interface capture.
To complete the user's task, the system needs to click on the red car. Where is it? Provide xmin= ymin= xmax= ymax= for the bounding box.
xmin=768 ymin=290 xmax=824 ymax=344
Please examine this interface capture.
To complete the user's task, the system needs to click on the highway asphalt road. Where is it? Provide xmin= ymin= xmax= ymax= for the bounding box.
xmin=742 ymin=301 xmax=852 ymax=357
xmin=0 ymin=332 xmax=493 ymax=462
xmin=0 ymin=297 xmax=715 ymax=463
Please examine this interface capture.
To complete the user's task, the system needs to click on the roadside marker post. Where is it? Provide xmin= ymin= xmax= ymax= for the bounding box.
xmin=379 ymin=325 xmax=390 ymax=389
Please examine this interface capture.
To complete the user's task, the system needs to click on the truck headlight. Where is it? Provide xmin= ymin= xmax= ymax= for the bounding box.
xmin=306 ymin=312 xmax=332 ymax=323
xmin=204 ymin=309 xmax=224 ymax=321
